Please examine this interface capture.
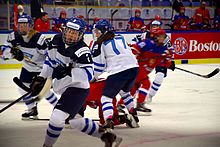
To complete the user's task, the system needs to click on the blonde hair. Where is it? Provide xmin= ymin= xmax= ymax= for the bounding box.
xmin=27 ymin=29 xmax=38 ymax=39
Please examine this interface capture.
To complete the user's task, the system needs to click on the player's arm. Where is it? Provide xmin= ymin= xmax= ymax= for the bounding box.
xmin=1 ymin=32 xmax=24 ymax=61
xmin=71 ymin=46 xmax=94 ymax=82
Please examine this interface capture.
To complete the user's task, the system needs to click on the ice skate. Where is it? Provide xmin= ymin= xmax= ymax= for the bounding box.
xmin=129 ymin=108 xmax=139 ymax=123
xmin=136 ymin=102 xmax=152 ymax=113
xmin=21 ymin=106 xmax=38 ymax=120
xmin=117 ymin=104 xmax=126 ymax=113
xmin=102 ymin=118 xmax=114 ymax=129
xmin=125 ymin=114 xmax=139 ymax=128
xmin=101 ymin=131 xmax=122 ymax=147
xmin=146 ymin=94 xmax=153 ymax=104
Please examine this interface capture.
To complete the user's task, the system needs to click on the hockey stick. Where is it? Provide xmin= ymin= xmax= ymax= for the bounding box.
xmin=110 ymin=9 xmax=118 ymax=24
xmin=13 ymin=77 xmax=52 ymax=101
xmin=175 ymin=67 xmax=220 ymax=78
xmin=0 ymin=92 xmax=31 ymax=113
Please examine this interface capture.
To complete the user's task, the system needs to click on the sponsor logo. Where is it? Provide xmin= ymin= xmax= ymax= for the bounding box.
xmin=189 ymin=40 xmax=220 ymax=52
xmin=173 ymin=37 xmax=188 ymax=55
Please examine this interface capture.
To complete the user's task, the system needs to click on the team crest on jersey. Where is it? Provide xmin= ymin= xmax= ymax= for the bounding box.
xmin=173 ymin=37 xmax=188 ymax=55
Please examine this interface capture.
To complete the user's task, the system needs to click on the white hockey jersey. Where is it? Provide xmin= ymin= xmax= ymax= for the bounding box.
xmin=2 ymin=31 xmax=48 ymax=72
xmin=40 ymin=34 xmax=94 ymax=94
xmin=90 ymin=35 xmax=138 ymax=80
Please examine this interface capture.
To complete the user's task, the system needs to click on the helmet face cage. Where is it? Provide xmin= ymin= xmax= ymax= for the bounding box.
xmin=17 ymin=15 xmax=33 ymax=36
xmin=62 ymin=18 xmax=86 ymax=45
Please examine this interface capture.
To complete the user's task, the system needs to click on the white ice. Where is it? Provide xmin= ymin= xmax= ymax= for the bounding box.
xmin=0 ymin=64 xmax=220 ymax=147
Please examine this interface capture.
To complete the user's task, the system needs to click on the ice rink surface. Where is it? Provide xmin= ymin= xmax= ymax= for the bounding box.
xmin=0 ymin=64 xmax=220 ymax=147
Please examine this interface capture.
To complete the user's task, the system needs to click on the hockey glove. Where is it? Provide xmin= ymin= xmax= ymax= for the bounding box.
xmin=30 ymin=76 xmax=46 ymax=97
xmin=168 ymin=61 xmax=175 ymax=71
xmin=10 ymin=46 xmax=24 ymax=61
xmin=52 ymin=65 xmax=72 ymax=80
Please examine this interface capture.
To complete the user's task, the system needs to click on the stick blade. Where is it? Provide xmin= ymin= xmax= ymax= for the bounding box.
xmin=206 ymin=68 xmax=220 ymax=78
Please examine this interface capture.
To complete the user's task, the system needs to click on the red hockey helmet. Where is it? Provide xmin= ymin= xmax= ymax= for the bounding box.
xmin=150 ymin=27 xmax=166 ymax=38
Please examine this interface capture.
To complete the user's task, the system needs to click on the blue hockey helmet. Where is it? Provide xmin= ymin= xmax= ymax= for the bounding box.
xmin=17 ymin=15 xmax=33 ymax=35
xmin=63 ymin=17 xmax=87 ymax=45
xmin=94 ymin=19 xmax=112 ymax=33
xmin=18 ymin=15 xmax=33 ymax=25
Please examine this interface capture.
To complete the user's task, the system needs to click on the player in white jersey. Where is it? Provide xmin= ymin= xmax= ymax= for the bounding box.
xmin=91 ymin=19 xmax=139 ymax=129
xmin=0 ymin=15 xmax=58 ymax=119
xmin=29 ymin=18 xmax=122 ymax=147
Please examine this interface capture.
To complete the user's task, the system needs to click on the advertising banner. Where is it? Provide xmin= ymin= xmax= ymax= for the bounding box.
xmin=171 ymin=32 xmax=220 ymax=59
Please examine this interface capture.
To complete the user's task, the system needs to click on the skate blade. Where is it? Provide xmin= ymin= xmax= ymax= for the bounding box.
xmin=137 ymin=111 xmax=152 ymax=116
xmin=21 ymin=115 xmax=38 ymax=120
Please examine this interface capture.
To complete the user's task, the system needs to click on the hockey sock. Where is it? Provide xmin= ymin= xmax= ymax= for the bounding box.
xmin=44 ymin=90 xmax=58 ymax=106
xmin=43 ymin=109 xmax=68 ymax=146
xmin=69 ymin=115 xmax=102 ymax=138
xmin=18 ymin=82 xmax=36 ymax=110
xmin=137 ymin=87 xmax=148 ymax=103
xmin=101 ymin=96 xmax=114 ymax=120
xmin=149 ymin=72 xmax=164 ymax=97
xmin=119 ymin=90 xmax=134 ymax=112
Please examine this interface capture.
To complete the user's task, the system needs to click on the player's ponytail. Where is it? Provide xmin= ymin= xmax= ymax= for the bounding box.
xmin=27 ymin=29 xmax=38 ymax=39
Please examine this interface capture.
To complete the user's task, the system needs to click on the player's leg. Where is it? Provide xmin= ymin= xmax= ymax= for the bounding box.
xmin=136 ymin=77 xmax=152 ymax=112
xmin=44 ymin=89 xmax=58 ymax=106
xmin=19 ymin=68 xmax=39 ymax=119
xmin=43 ymin=87 xmax=122 ymax=147
xmin=148 ymin=66 xmax=167 ymax=103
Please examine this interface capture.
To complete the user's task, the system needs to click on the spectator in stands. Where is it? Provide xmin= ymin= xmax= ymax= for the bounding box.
xmin=18 ymin=5 xmax=27 ymax=17
xmin=126 ymin=9 xmax=145 ymax=32
xmin=214 ymin=8 xmax=220 ymax=29
xmin=34 ymin=12 xmax=50 ymax=32
xmin=172 ymin=0 xmax=184 ymax=20
xmin=52 ymin=10 xmax=68 ymax=32
xmin=172 ymin=6 xmax=190 ymax=30
xmin=190 ymin=1 xmax=211 ymax=30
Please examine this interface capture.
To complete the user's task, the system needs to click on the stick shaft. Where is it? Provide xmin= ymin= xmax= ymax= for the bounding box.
xmin=0 ymin=92 xmax=31 ymax=113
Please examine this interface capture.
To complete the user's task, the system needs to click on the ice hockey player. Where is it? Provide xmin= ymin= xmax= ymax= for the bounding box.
xmin=131 ymin=20 xmax=175 ymax=104
xmin=0 ymin=15 xmax=58 ymax=119
xmin=132 ymin=27 xmax=174 ymax=108
xmin=90 ymin=19 xmax=139 ymax=129
xmin=28 ymin=17 xmax=122 ymax=147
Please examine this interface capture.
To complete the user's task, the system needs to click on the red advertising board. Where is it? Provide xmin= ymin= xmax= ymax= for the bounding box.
xmin=171 ymin=32 xmax=220 ymax=59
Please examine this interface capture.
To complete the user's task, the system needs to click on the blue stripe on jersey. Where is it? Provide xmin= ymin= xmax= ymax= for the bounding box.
xmin=1 ymin=45 xmax=10 ymax=52
xmin=88 ymin=121 xmax=96 ymax=135
xmin=115 ymin=36 xmax=127 ymax=49
xmin=47 ymin=130 xmax=60 ymax=138
xmin=93 ymin=61 xmax=105 ymax=67
xmin=50 ymin=98 xmax=58 ymax=104
xmin=111 ymin=40 xmax=120 ymax=55
xmin=47 ymin=55 xmax=57 ymax=65
xmin=44 ymin=60 xmax=53 ymax=68
xmin=94 ymin=68 xmax=104 ymax=73
xmin=49 ymin=123 xmax=63 ymax=131
xmin=84 ymin=67 xmax=93 ymax=81
xmin=82 ymin=118 xmax=89 ymax=132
